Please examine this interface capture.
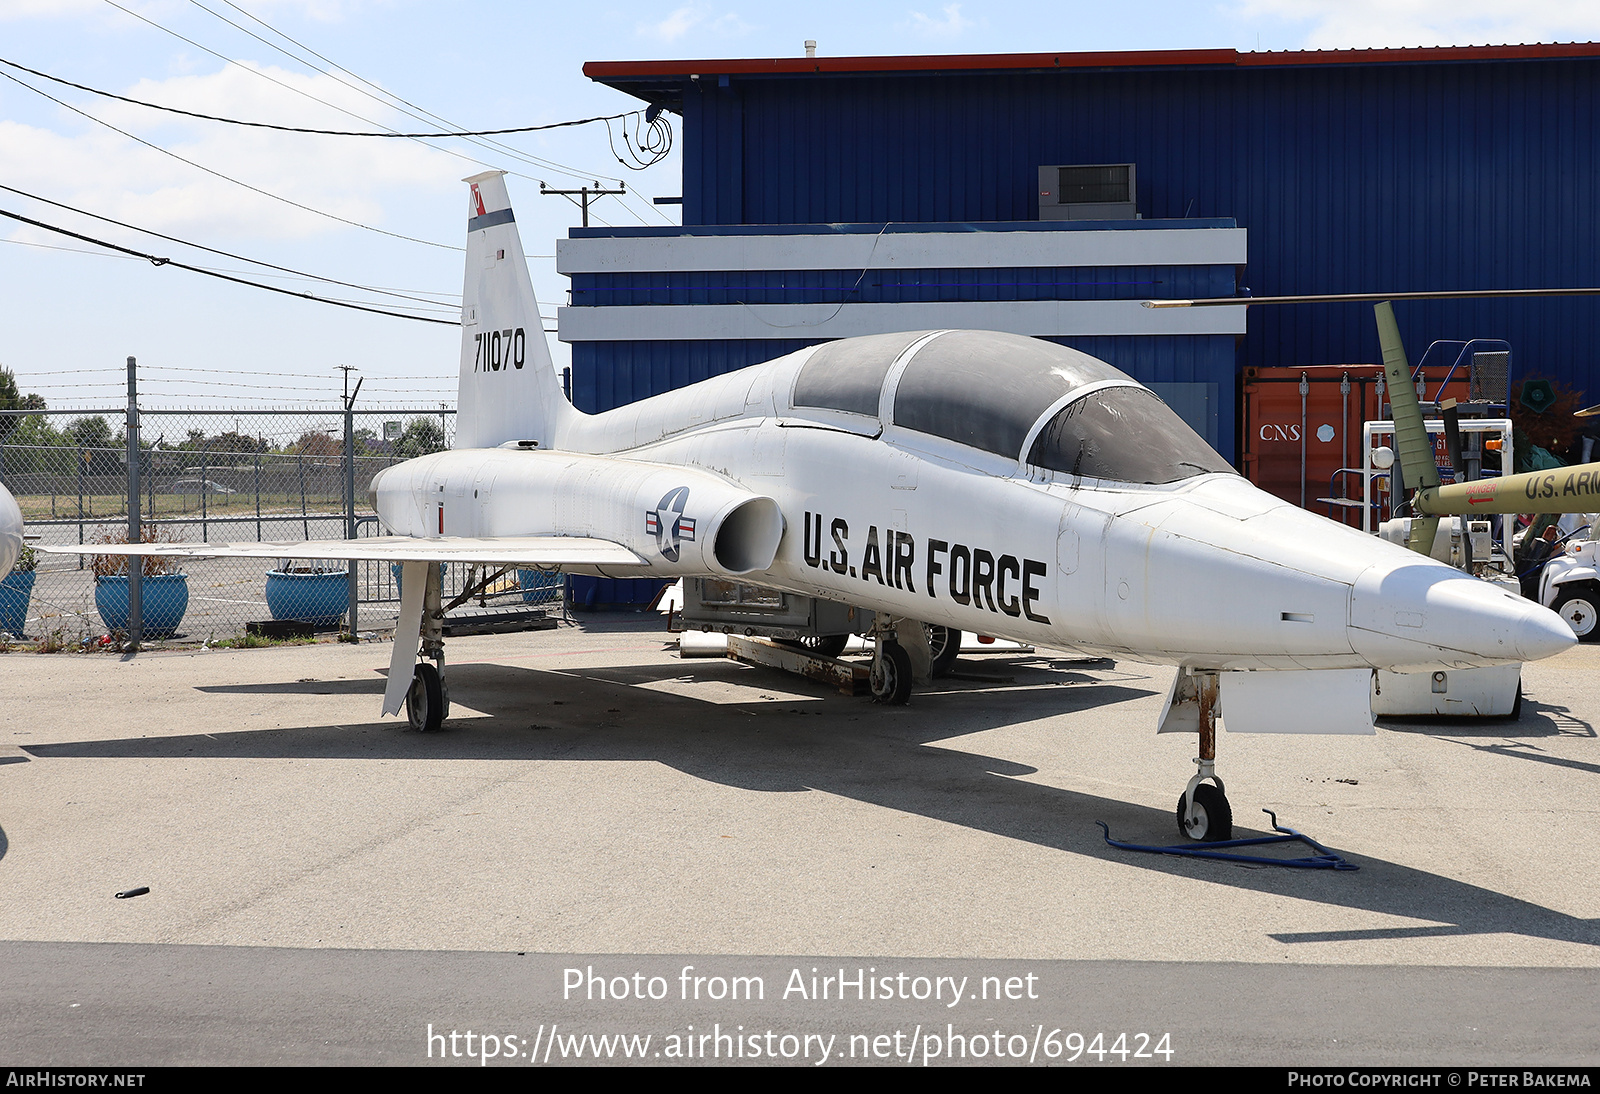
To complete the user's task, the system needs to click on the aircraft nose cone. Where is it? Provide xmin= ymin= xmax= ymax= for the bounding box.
xmin=1428 ymin=575 xmax=1575 ymax=662
xmin=1513 ymin=597 xmax=1581 ymax=661
xmin=1350 ymin=564 xmax=1576 ymax=669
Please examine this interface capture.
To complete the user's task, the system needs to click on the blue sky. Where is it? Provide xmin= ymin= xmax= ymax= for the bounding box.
xmin=3 ymin=0 xmax=1598 ymax=410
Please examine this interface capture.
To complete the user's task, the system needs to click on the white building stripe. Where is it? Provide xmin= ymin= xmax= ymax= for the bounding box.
xmin=556 ymin=299 xmax=1246 ymax=342
xmin=556 ymin=227 xmax=1248 ymax=274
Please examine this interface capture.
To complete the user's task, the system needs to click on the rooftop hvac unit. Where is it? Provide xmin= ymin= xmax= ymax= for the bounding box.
xmin=1037 ymin=163 xmax=1137 ymax=221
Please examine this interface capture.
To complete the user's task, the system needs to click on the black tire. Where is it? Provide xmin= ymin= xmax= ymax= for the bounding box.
xmin=870 ymin=641 xmax=913 ymax=705
xmin=777 ymin=634 xmax=849 ymax=659
xmin=927 ymin=625 xmax=961 ymax=677
xmin=407 ymin=662 xmax=444 ymax=732
xmin=1553 ymin=583 xmax=1600 ymax=641
xmin=1176 ymin=783 xmax=1233 ymax=842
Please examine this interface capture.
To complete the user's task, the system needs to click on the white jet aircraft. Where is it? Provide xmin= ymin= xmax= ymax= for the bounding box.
xmin=52 ymin=172 xmax=1575 ymax=841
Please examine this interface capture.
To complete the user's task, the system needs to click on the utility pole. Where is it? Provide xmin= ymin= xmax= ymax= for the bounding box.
xmin=339 ymin=365 xmax=362 ymax=638
xmin=539 ymin=180 xmax=626 ymax=228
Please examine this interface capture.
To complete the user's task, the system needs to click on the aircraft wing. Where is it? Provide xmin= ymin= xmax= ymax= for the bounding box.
xmin=34 ymin=535 xmax=649 ymax=567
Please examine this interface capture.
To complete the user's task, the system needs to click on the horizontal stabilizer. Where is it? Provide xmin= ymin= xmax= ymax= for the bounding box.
xmin=36 ymin=535 xmax=648 ymax=567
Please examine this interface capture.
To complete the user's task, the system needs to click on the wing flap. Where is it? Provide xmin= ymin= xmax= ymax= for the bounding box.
xmin=35 ymin=535 xmax=648 ymax=567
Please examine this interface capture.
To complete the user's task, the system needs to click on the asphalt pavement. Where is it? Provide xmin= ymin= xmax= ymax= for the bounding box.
xmin=1 ymin=618 xmax=1595 ymax=1066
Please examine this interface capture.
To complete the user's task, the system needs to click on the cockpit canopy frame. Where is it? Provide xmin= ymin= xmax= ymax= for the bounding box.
xmin=790 ymin=329 xmax=1233 ymax=484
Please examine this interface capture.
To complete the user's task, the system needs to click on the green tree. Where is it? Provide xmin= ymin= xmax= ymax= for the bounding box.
xmin=69 ymin=416 xmax=115 ymax=450
xmin=396 ymin=417 xmax=446 ymax=458
xmin=198 ymin=430 xmax=265 ymax=464
xmin=0 ymin=365 xmax=46 ymax=443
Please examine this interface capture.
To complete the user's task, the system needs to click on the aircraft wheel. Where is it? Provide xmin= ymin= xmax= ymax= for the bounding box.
xmin=778 ymin=634 xmax=849 ymax=658
xmin=927 ymin=625 xmax=961 ymax=677
xmin=1553 ymin=583 xmax=1600 ymax=641
xmin=870 ymin=641 xmax=913 ymax=705
xmin=1176 ymin=783 xmax=1232 ymax=842
xmin=407 ymin=662 xmax=445 ymax=732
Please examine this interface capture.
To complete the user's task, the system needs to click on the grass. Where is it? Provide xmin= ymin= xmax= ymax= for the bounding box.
xmin=207 ymin=632 xmax=321 ymax=649
xmin=15 ymin=494 xmax=354 ymax=522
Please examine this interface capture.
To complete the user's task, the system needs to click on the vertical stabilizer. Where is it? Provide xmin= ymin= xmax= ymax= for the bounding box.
xmin=456 ymin=171 xmax=578 ymax=450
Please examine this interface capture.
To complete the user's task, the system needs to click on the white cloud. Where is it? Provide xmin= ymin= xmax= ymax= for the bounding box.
xmin=635 ymin=3 xmax=753 ymax=43
xmin=1234 ymin=0 xmax=1600 ymax=49
xmin=708 ymin=11 xmax=754 ymax=36
xmin=639 ymin=4 xmax=709 ymax=42
xmin=0 ymin=63 xmax=456 ymax=244
xmin=905 ymin=3 xmax=977 ymax=39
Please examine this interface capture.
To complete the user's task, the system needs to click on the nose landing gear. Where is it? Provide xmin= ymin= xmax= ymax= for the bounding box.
xmin=1176 ymin=671 xmax=1233 ymax=842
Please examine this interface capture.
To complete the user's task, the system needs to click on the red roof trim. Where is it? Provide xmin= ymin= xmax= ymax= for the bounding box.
xmin=583 ymin=42 xmax=1600 ymax=80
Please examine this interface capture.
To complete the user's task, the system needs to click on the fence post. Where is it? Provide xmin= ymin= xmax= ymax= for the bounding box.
xmin=341 ymin=370 xmax=362 ymax=637
xmin=200 ymin=450 xmax=209 ymax=541
xmin=76 ymin=444 xmax=84 ymax=569
xmin=126 ymin=355 xmax=142 ymax=649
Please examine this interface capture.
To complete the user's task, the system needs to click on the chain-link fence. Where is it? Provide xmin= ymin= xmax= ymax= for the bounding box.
xmin=0 ymin=401 xmax=556 ymax=645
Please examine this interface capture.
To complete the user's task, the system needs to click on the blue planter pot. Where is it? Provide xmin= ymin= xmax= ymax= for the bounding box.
xmin=517 ymin=569 xmax=562 ymax=605
xmin=264 ymin=570 xmax=348 ymax=630
xmin=95 ymin=573 xmax=189 ymax=639
xmin=0 ymin=569 xmax=35 ymax=635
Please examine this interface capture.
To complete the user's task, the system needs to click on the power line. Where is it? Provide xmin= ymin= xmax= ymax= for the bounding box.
xmin=0 ymin=204 xmax=461 ymax=326
xmin=0 ymin=183 xmax=456 ymax=307
xmin=199 ymin=0 xmax=637 ymax=188
xmin=0 ymin=68 xmax=461 ymax=251
xmin=2 ymin=232 xmax=455 ymax=312
xmin=0 ymin=55 xmax=643 ymax=139
xmin=96 ymin=0 xmax=638 ymax=190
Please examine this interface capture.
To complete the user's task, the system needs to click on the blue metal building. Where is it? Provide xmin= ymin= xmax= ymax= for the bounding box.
xmin=564 ymin=43 xmax=1600 ymax=604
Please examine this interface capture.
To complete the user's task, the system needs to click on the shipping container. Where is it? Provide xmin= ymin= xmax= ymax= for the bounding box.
xmin=1241 ymin=364 xmax=1486 ymax=526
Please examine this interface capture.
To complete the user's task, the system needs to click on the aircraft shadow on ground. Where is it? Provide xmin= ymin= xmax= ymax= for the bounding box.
xmin=20 ymin=658 xmax=1599 ymax=951
xmin=195 ymin=679 xmax=388 ymax=697
xmin=1378 ymin=697 xmax=1595 ymax=739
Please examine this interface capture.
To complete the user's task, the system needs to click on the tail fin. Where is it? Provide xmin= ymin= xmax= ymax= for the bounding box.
xmin=455 ymin=171 xmax=578 ymax=450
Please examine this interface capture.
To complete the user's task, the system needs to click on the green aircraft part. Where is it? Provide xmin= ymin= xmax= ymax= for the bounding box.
xmin=1374 ymin=302 xmax=1441 ymax=554
xmin=1417 ymin=463 xmax=1600 ymax=516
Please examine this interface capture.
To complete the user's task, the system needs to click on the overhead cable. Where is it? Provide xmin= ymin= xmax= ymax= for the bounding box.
xmin=207 ymin=0 xmax=644 ymax=193
xmin=0 ymin=205 xmax=461 ymax=326
xmin=0 ymin=55 xmax=643 ymax=139
xmin=0 ymin=183 xmax=455 ymax=307
xmin=0 ymin=68 xmax=461 ymax=251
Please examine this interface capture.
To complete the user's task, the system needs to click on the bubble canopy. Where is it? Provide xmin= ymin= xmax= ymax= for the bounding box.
xmin=791 ymin=329 xmax=1233 ymax=483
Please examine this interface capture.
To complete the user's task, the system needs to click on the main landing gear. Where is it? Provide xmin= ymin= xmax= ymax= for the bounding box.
xmin=1176 ymin=671 xmax=1233 ymax=842
xmin=867 ymin=620 xmax=962 ymax=704
xmin=406 ymin=562 xmax=450 ymax=732
xmin=407 ymin=657 xmax=449 ymax=732
xmin=868 ymin=616 xmax=938 ymax=705
xmin=869 ymin=630 xmax=914 ymax=705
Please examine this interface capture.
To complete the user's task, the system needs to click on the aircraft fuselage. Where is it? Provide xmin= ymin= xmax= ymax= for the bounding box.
xmin=376 ymin=340 xmax=1572 ymax=674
